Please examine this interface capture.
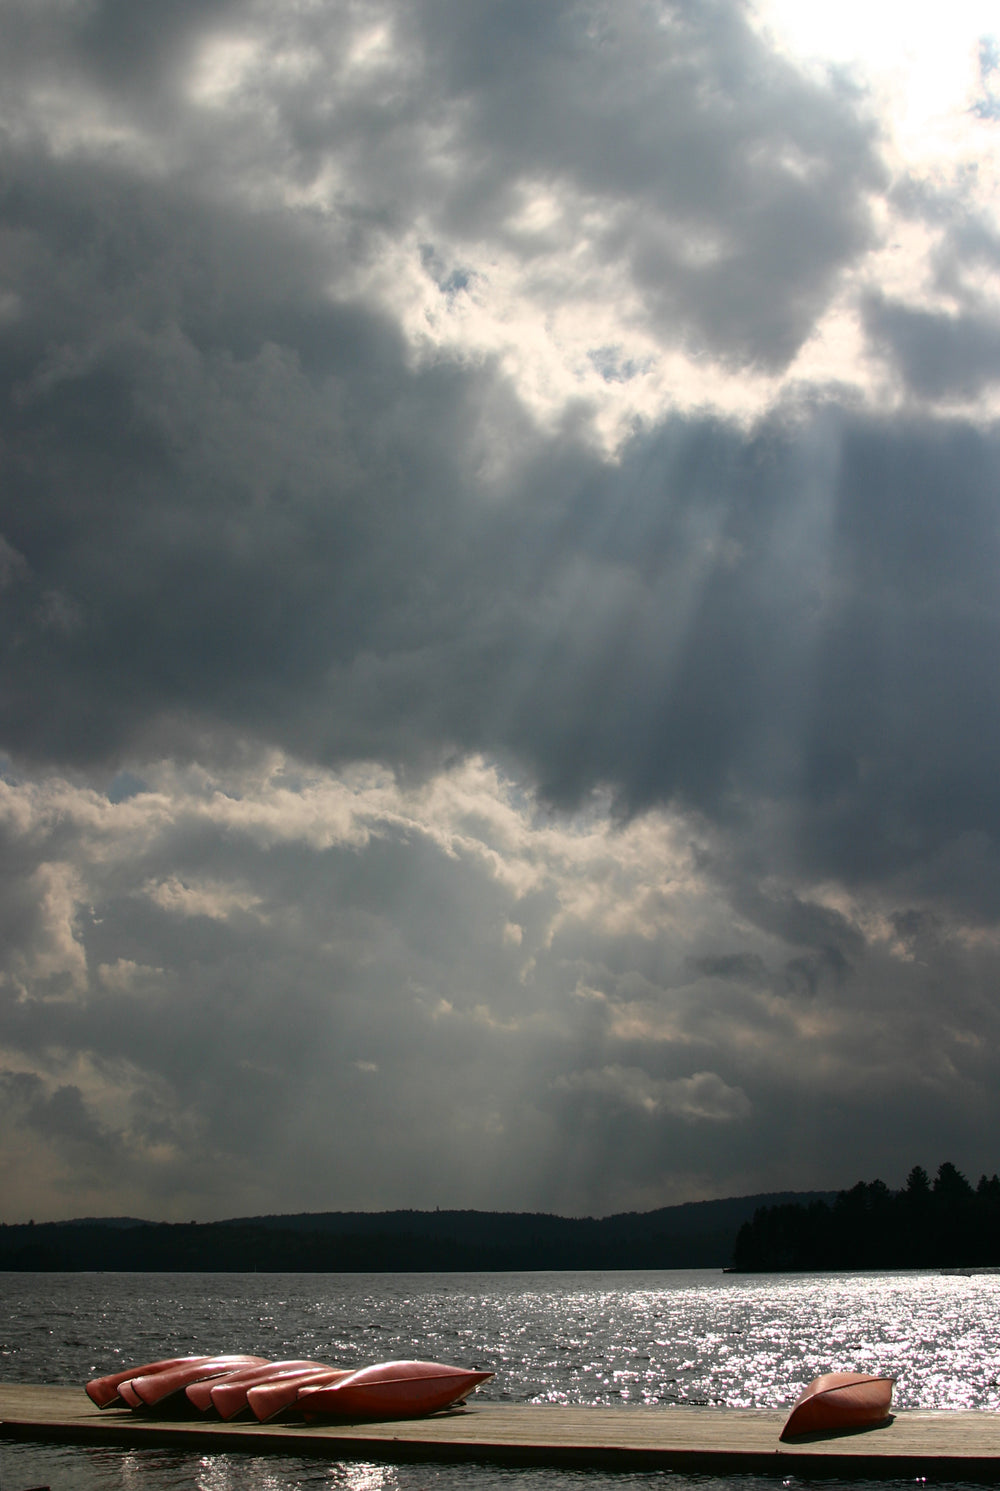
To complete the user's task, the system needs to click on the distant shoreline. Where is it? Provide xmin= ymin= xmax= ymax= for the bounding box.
xmin=0 ymin=1191 xmax=835 ymax=1272
xmin=9 ymin=1168 xmax=994 ymax=1272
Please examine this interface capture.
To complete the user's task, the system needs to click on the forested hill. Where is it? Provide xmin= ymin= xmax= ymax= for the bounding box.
xmin=732 ymin=1164 xmax=1000 ymax=1271
xmin=0 ymin=1192 xmax=835 ymax=1271
xmin=7 ymin=1167 xmax=996 ymax=1272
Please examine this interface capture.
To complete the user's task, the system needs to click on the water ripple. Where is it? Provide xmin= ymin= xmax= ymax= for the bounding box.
xmin=3 ymin=1269 xmax=999 ymax=1489
xmin=2 ymin=1268 xmax=998 ymax=1412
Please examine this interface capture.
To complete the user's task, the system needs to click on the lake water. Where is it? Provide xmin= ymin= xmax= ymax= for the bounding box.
xmin=1 ymin=1268 xmax=997 ymax=1491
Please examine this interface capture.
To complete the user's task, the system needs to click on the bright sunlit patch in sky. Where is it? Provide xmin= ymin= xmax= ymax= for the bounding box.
xmin=753 ymin=0 xmax=998 ymax=161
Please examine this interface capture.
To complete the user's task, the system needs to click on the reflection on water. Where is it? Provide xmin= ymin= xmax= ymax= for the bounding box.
xmin=1 ymin=1268 xmax=997 ymax=1490
xmin=4 ymin=1443 xmax=996 ymax=1491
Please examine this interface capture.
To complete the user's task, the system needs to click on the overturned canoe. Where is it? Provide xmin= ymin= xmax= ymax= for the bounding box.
xmin=124 ymin=1354 xmax=269 ymax=1410
xmin=297 ymin=1360 xmax=494 ymax=1420
xmin=86 ymin=1357 xmax=211 ymax=1410
xmin=246 ymin=1367 xmax=352 ymax=1422
xmin=200 ymin=1361 xmax=338 ymax=1419
xmin=780 ymin=1372 xmax=895 ymax=1439
xmin=117 ymin=1379 xmax=145 ymax=1409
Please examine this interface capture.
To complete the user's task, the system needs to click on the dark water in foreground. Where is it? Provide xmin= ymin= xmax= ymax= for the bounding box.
xmin=1 ymin=1269 xmax=997 ymax=1490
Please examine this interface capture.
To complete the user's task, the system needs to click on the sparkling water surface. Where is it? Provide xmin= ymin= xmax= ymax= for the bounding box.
xmin=1 ymin=1269 xmax=996 ymax=1491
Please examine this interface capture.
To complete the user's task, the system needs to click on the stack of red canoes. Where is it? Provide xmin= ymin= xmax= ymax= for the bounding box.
xmin=85 ymin=1354 xmax=494 ymax=1421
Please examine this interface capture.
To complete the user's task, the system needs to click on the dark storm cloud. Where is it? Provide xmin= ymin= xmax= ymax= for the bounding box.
xmin=686 ymin=953 xmax=768 ymax=985
xmin=249 ymin=0 xmax=884 ymax=367
xmin=25 ymin=1082 xmax=110 ymax=1150
xmin=2 ymin=0 xmax=1000 ymax=1218
xmin=865 ymin=174 xmax=1000 ymax=399
xmin=74 ymin=0 xmax=243 ymax=91
xmin=1 ymin=0 xmax=885 ymax=366
xmin=0 ymin=0 xmax=892 ymax=811
xmin=1 ymin=0 xmax=242 ymax=97
xmin=509 ymin=410 xmax=1000 ymax=909
xmin=4 ymin=148 xmax=1000 ymax=903
xmin=0 ymin=150 xmax=522 ymax=765
xmin=863 ymin=293 xmax=1000 ymax=398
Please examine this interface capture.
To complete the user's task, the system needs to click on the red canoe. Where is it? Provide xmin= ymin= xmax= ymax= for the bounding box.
xmin=86 ymin=1357 xmax=210 ymax=1409
xmin=197 ymin=1361 xmax=336 ymax=1419
xmin=780 ymin=1372 xmax=895 ymax=1439
xmin=117 ymin=1379 xmax=145 ymax=1409
xmin=247 ymin=1367 xmax=353 ymax=1422
xmin=125 ymin=1354 xmax=269 ymax=1409
xmin=297 ymin=1360 xmax=494 ymax=1420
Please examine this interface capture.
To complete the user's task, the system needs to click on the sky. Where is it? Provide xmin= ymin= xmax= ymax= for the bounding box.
xmin=2 ymin=0 xmax=1000 ymax=1224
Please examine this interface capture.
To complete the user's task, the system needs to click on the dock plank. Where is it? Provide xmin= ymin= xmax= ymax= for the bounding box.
xmin=3 ymin=1385 xmax=1000 ymax=1477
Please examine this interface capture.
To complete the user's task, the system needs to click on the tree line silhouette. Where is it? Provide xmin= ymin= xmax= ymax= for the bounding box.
xmin=732 ymin=1163 xmax=1000 ymax=1270
xmin=0 ymin=1193 xmax=827 ymax=1271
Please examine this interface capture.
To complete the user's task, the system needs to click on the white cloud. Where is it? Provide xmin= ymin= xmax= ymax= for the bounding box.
xmin=142 ymin=875 xmax=265 ymax=921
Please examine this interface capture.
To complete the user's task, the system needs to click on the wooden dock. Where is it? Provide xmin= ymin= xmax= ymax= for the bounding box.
xmin=3 ymin=1385 xmax=1000 ymax=1478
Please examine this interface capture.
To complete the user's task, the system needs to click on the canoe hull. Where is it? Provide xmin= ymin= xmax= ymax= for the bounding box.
xmin=117 ymin=1380 xmax=144 ymax=1409
xmin=298 ymin=1360 xmax=494 ymax=1421
xmin=127 ymin=1355 xmax=268 ymax=1409
xmin=86 ymin=1357 xmax=209 ymax=1409
xmin=781 ymin=1372 xmax=895 ymax=1439
xmin=203 ymin=1361 xmax=338 ymax=1419
xmin=247 ymin=1367 xmax=352 ymax=1422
